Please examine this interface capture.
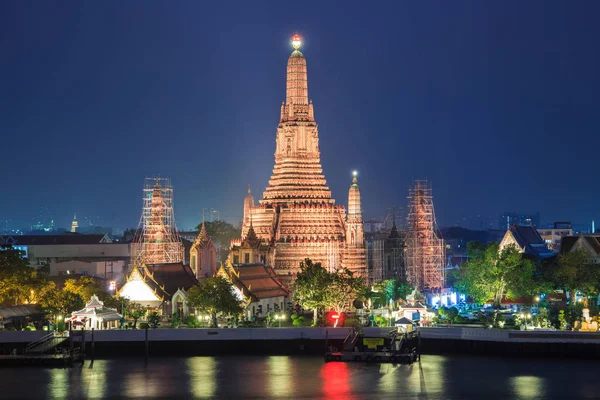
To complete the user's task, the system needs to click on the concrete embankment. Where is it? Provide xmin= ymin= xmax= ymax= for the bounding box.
xmin=2 ymin=327 xmax=600 ymax=359
xmin=420 ymin=327 xmax=600 ymax=359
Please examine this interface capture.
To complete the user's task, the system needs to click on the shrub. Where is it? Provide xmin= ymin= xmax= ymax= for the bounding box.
xmin=291 ymin=313 xmax=304 ymax=327
xmin=184 ymin=315 xmax=201 ymax=328
xmin=147 ymin=312 xmax=160 ymax=329
xmin=139 ymin=323 xmax=150 ymax=330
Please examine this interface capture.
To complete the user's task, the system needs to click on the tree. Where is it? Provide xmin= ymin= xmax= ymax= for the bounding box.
xmin=128 ymin=302 xmax=147 ymax=329
xmin=395 ymin=279 xmax=415 ymax=302
xmin=186 ymin=275 xmax=244 ymax=327
xmin=543 ymin=249 xmax=600 ymax=300
xmin=454 ymin=242 xmax=537 ymax=308
xmin=39 ymin=284 xmax=85 ymax=315
xmin=63 ymin=276 xmax=108 ymax=303
xmin=0 ymin=245 xmax=50 ymax=306
xmin=293 ymin=259 xmax=331 ymax=326
xmin=323 ymin=268 xmax=365 ymax=327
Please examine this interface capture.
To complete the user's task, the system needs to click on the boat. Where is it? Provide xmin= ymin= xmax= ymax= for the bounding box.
xmin=324 ymin=328 xmax=420 ymax=363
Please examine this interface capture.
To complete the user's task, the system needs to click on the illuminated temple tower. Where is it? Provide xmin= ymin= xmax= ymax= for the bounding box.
xmin=234 ymin=34 xmax=367 ymax=282
xmin=131 ymin=178 xmax=184 ymax=266
xmin=405 ymin=180 xmax=445 ymax=293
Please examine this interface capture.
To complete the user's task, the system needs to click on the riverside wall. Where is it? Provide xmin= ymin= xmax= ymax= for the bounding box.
xmin=1 ymin=327 xmax=600 ymax=359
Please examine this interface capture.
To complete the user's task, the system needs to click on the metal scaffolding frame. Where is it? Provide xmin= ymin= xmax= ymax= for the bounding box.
xmin=131 ymin=178 xmax=183 ymax=266
xmin=405 ymin=180 xmax=445 ymax=292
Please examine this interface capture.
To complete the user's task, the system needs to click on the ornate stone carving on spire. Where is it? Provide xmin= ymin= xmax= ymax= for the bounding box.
xmin=234 ymin=34 xmax=365 ymax=281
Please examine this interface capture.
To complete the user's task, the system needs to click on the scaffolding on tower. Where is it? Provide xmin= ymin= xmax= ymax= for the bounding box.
xmin=131 ymin=178 xmax=184 ymax=266
xmin=405 ymin=180 xmax=445 ymax=293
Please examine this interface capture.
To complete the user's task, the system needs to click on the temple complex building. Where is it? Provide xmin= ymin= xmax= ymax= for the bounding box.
xmin=232 ymin=34 xmax=367 ymax=282
xmin=189 ymin=222 xmax=217 ymax=279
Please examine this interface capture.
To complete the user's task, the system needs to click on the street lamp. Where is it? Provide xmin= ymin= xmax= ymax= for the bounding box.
xmin=274 ymin=313 xmax=285 ymax=328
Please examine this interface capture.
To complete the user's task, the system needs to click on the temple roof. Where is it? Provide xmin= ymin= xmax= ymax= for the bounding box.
xmin=561 ymin=235 xmax=600 ymax=255
xmin=146 ymin=263 xmax=199 ymax=295
xmin=226 ymin=263 xmax=289 ymax=300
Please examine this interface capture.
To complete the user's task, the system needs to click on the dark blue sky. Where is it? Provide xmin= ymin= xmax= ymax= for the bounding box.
xmin=2 ymin=1 xmax=599 ymax=231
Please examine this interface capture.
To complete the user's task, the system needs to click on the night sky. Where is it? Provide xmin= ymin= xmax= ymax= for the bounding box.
xmin=2 ymin=1 xmax=599 ymax=231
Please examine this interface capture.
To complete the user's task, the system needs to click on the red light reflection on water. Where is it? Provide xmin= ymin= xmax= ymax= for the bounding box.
xmin=320 ymin=362 xmax=355 ymax=400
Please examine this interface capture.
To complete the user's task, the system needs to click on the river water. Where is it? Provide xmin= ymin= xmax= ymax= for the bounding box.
xmin=2 ymin=355 xmax=598 ymax=399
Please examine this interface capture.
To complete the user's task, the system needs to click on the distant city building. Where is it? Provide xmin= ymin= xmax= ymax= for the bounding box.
xmin=537 ymin=222 xmax=573 ymax=252
xmin=70 ymin=214 xmax=78 ymax=233
xmin=364 ymin=218 xmax=383 ymax=234
xmin=49 ymin=259 xmax=127 ymax=282
xmin=560 ymin=234 xmax=600 ymax=264
xmin=202 ymin=208 xmax=220 ymax=222
xmin=0 ymin=234 xmax=129 ymax=272
xmin=499 ymin=225 xmax=554 ymax=260
xmin=499 ymin=212 xmax=540 ymax=229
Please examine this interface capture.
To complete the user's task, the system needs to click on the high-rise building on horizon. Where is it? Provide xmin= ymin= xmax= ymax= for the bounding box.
xmin=230 ymin=34 xmax=367 ymax=282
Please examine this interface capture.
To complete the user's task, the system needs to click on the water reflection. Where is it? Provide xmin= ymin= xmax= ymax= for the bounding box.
xmin=511 ymin=376 xmax=545 ymax=399
xmin=405 ymin=356 xmax=445 ymax=397
xmin=320 ymin=362 xmax=355 ymax=399
xmin=267 ymin=356 xmax=292 ymax=397
xmin=83 ymin=360 xmax=108 ymax=399
xmin=124 ymin=368 xmax=160 ymax=398
xmin=187 ymin=357 xmax=216 ymax=398
xmin=377 ymin=363 xmax=401 ymax=393
xmin=49 ymin=368 xmax=69 ymax=399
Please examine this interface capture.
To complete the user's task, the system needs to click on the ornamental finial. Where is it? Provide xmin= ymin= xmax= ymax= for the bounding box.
xmin=291 ymin=33 xmax=302 ymax=50
xmin=352 ymin=170 xmax=358 ymax=184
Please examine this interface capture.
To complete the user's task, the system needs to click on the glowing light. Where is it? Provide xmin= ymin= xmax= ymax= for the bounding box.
xmin=511 ymin=376 xmax=545 ymax=399
xmin=291 ymin=33 xmax=302 ymax=50
xmin=119 ymin=280 xmax=161 ymax=302
xmin=352 ymin=170 xmax=357 ymax=177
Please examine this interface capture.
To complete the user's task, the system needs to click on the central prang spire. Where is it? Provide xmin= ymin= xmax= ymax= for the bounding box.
xmin=286 ymin=33 xmax=308 ymax=106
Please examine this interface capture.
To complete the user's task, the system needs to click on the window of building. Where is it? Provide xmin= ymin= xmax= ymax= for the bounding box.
xmin=233 ymin=255 xmax=239 ymax=264
xmin=244 ymin=253 xmax=250 ymax=264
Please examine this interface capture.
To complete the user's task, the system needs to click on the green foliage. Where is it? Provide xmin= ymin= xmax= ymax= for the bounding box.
xmin=56 ymin=321 xmax=66 ymax=332
xmin=184 ymin=315 xmax=201 ymax=328
xmin=374 ymin=315 xmax=388 ymax=327
xmin=0 ymin=245 xmax=51 ymax=306
xmin=325 ymin=268 xmax=365 ymax=316
xmin=542 ymin=250 xmax=600 ymax=299
xmin=186 ymin=275 xmax=244 ymax=328
xmin=63 ymin=276 xmax=108 ymax=303
xmin=39 ymin=284 xmax=85 ymax=315
xmin=291 ymin=313 xmax=304 ymax=327
xmin=147 ymin=311 xmax=160 ymax=328
xmin=139 ymin=323 xmax=149 ymax=330
xmin=293 ymin=259 xmax=331 ymax=326
xmin=454 ymin=242 xmax=537 ymax=308
xmin=170 ymin=312 xmax=182 ymax=328
xmin=128 ymin=302 xmax=147 ymax=329
xmin=293 ymin=258 xmax=365 ymax=326
xmin=558 ymin=310 xmax=567 ymax=330
xmin=395 ymin=279 xmax=415 ymax=301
